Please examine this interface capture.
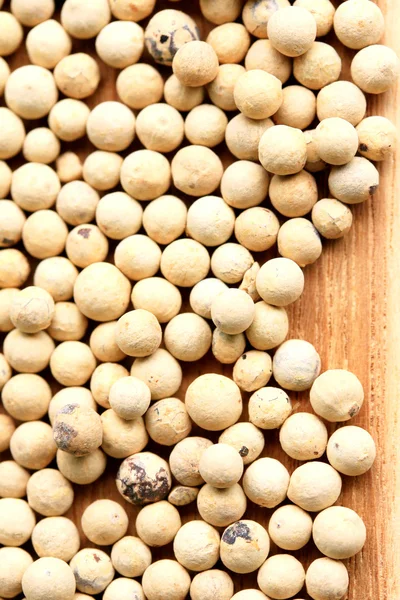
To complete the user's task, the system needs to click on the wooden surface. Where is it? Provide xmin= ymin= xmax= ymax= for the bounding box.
xmin=1 ymin=1 xmax=400 ymax=599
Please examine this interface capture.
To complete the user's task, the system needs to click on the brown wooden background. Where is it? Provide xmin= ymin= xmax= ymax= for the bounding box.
xmin=1 ymin=0 xmax=399 ymax=598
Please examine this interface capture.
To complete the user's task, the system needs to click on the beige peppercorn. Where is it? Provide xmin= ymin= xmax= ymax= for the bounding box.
xmin=131 ymin=348 xmax=182 ymax=400
xmin=23 ymin=127 xmax=60 ymax=165
xmin=334 ymin=0 xmax=384 ymax=50
xmin=258 ymin=554 xmax=305 ymax=599
xmin=22 ymin=557 xmax=76 ymax=600
xmin=164 ymin=73 xmax=204 ymax=110
xmin=82 ymin=500 xmax=128 ymax=546
xmin=174 ymin=520 xmax=220 ymax=572
xmin=316 ymin=80 xmax=366 ymax=125
xmin=164 ymin=312 xmax=211 ymax=361
xmin=0 ymin=498 xmax=35 ymax=547
xmin=234 ymin=70 xmax=282 ymax=120
xmin=357 ymin=115 xmax=397 ymax=161
xmin=259 ymin=125 xmax=307 ymax=175
xmin=0 ymin=56 xmax=9 ymax=95
xmin=10 ymin=421 xmax=56 ymax=470
xmin=256 ymin=257 xmax=304 ymax=307
xmin=27 ymin=468 xmax=74 ymax=517
xmin=200 ymin=0 xmax=243 ymax=25
xmin=0 ymin=199 xmax=25 ymax=248
xmin=89 ymin=322 xmax=126 ymax=363
xmin=48 ymin=387 xmax=96 ymax=426
xmin=351 ymin=44 xmax=399 ymax=94
xmin=328 ymin=157 xmax=379 ymax=204
xmin=22 ymin=211 xmax=68 ymax=260
xmin=136 ymin=501 xmax=181 ymax=548
xmin=61 ymin=0 xmax=110 ymax=39
xmin=211 ymin=288 xmax=255 ymax=335
xmin=121 ymin=150 xmax=170 ymax=201
xmin=186 ymin=373 xmax=242 ymax=431
xmin=211 ymin=243 xmax=254 ymax=284
xmin=273 ymin=338 xmax=321 ymax=390
xmin=96 ymin=193 xmax=141 ymax=240
xmin=116 ymin=309 xmax=161 ymax=358
xmin=249 ymin=386 xmax=292 ymax=430
xmin=104 ymin=578 xmax=145 ymax=600
xmin=26 ymin=20 xmax=71 ymax=69
xmin=304 ymin=129 xmax=327 ymax=173
xmin=74 ymin=262 xmax=131 ymax=322
xmin=212 ymin=329 xmax=246 ymax=365
xmin=49 ymin=99 xmax=90 ymax=142
xmin=280 ymin=412 xmax=328 ymax=460
xmin=57 ymin=448 xmax=107 ymax=485
xmin=32 ymin=517 xmax=80 ymax=562
xmin=197 ymin=484 xmax=247 ymax=528
xmin=117 ymin=63 xmax=164 ymax=109
xmin=136 ymin=103 xmax=184 ymax=152
xmin=327 ymin=425 xmax=376 ymax=476
xmin=219 ymin=422 xmax=265 ymax=465
xmin=277 ymin=218 xmax=322 ymax=267
xmin=12 ymin=163 xmax=60 ymax=212
xmin=293 ymin=42 xmax=342 ymax=90
xmin=312 ymin=199 xmax=353 ymax=239
xmin=145 ymin=397 xmax=192 ymax=445
xmin=0 ymin=460 xmax=29 ymax=498
xmin=207 ymin=23 xmax=250 ymax=64
xmin=110 ymin=0 xmax=156 ymax=21
xmin=245 ymin=39 xmax=291 ymax=84
xmin=114 ymin=235 xmax=161 ymax=282
xmin=316 ymin=117 xmax=358 ymax=165
xmin=109 ymin=376 xmax=150 ymax=420
xmin=83 ymin=151 xmax=123 ymax=191
xmin=0 ymin=107 xmax=25 ymax=160
xmin=313 ymin=506 xmax=366 ymax=559
xmin=294 ymin=0 xmax=334 ymax=37
xmin=243 ymin=457 xmax=290 ymax=508
xmin=172 ymin=145 xmax=223 ymax=197
xmin=306 ymin=558 xmax=349 ymax=600
xmin=10 ymin=286 xmax=54 ymax=334
xmin=190 ymin=570 xmax=234 ymax=600
xmin=142 ymin=560 xmax=191 ymax=600
xmin=48 ymin=302 xmax=88 ymax=342
xmin=199 ymin=443 xmax=243 ymax=488
xmin=53 ymin=404 xmax=102 ymax=456
xmin=222 ymin=160 xmax=270 ymax=208
xmin=143 ymin=195 xmax=186 ymax=245
xmin=185 ymin=104 xmax=228 ymax=147
xmin=57 ymin=181 xmax=99 ymax=227
xmin=111 ymin=536 xmax=152 ymax=578
xmin=2 ymin=373 xmax=51 ymax=421
xmin=233 ymin=350 xmax=272 ymax=392
xmin=4 ymin=329 xmax=54 ymax=374
xmin=273 ymin=85 xmax=316 ymax=130
xmin=268 ymin=6 xmax=317 ymax=57
xmin=86 ymin=101 xmax=135 ymax=152
xmin=232 ymin=591 xmax=269 ymax=600
xmin=145 ymin=9 xmax=200 ymax=66
xmin=288 ymin=461 xmax=342 ymax=512
xmin=226 ymin=113 xmax=273 ymax=160
xmin=0 ymin=289 xmax=19 ymax=332
xmin=0 ymin=10 xmax=23 ymax=56
xmin=50 ymin=341 xmax=96 ymax=387
xmin=173 ymin=40 xmax=218 ymax=87
xmin=235 ymin=207 xmax=280 ymax=252
xmin=246 ymin=301 xmax=289 ymax=351
xmin=101 ymin=409 xmax=148 ymax=458
xmin=161 ymin=238 xmax=210 ymax=287
xmin=6 ymin=65 xmax=58 ymax=119
xmin=169 ymin=436 xmax=213 ymax=486
xmin=207 ymin=64 xmax=246 ymax=111
xmin=0 ymin=412 xmax=15 ymax=452
xmin=310 ymin=369 xmax=364 ymax=422
xmin=95 ymin=20 xmax=144 ymax=68
xmin=70 ymin=549 xmax=114 ymax=595
xmin=54 ymin=53 xmax=100 ymax=99
xmin=116 ymin=452 xmax=172 ymax=505
xmin=187 ymin=195 xmax=235 ymax=247
xmin=242 ymin=0 xmax=290 ymax=38
xmin=0 ymin=546 xmax=33 ymax=598
xmin=34 ymin=257 xmax=78 ymax=302
xmin=269 ymin=504 xmax=312 ymax=551
xmin=132 ymin=278 xmax=181 ymax=324
xmin=221 ymin=520 xmax=270 ymax=574
xmin=168 ymin=486 xmax=199 ymax=507
xmin=190 ymin=278 xmax=228 ymax=319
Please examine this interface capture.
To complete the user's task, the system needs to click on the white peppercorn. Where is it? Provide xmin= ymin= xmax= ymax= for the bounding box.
xmin=87 ymin=101 xmax=135 ymax=152
xmin=70 ymin=549 xmax=114 ymax=595
xmin=137 ymin=501 xmax=181 ymax=547
xmin=221 ymin=520 xmax=270 ymax=574
xmin=0 ymin=160 xmax=12 ymax=198
xmin=6 ymin=65 xmax=58 ymax=119
xmin=22 ymin=211 xmax=68 ymax=260
xmin=277 ymin=218 xmax=322 ymax=267
xmin=334 ymin=0 xmax=384 ymax=50
xmin=26 ymin=469 xmax=73 ymax=517
xmin=288 ymin=461 xmax=342 ymax=512
xmin=327 ymin=425 xmax=376 ymax=476
xmin=169 ymin=436 xmax=213 ymax=486
xmin=267 ymin=6 xmax=316 ymax=57
xmin=0 ymin=10 xmax=23 ymax=56
xmin=199 ymin=443 xmax=243 ymax=488
xmin=4 ymin=329 xmax=54 ymax=374
xmin=242 ymin=0 xmax=290 ymax=38
xmin=103 ymin=578 xmax=145 ymax=600
xmin=54 ymin=53 xmax=100 ymax=99
xmin=142 ymin=560 xmax=191 ymax=600
xmin=310 ymin=369 xmax=364 ymax=421
xmin=293 ymin=0 xmax=334 ymax=36
xmin=32 ymin=517 xmax=79 ymax=562
xmin=145 ymin=397 xmax=192 ymax=445
xmin=200 ymin=0 xmax=243 ymax=25
xmin=351 ymin=44 xmax=399 ymax=94
xmin=56 ymin=448 xmax=107 ymax=485
xmin=0 ymin=460 xmax=29 ymax=498
xmin=168 ymin=486 xmax=199 ymax=507
xmin=293 ymin=42 xmax=341 ymax=90
xmin=208 ymin=64 xmax=246 ymax=111
xmin=116 ymin=452 xmax=172 ymax=505
xmin=26 ymin=20 xmax=71 ymax=69
xmin=48 ymin=387 xmax=96 ymax=426
xmin=268 ymin=504 xmax=312 ymax=550
xmin=117 ymin=63 xmax=164 ymax=109
xmin=143 ymin=195 xmax=186 ymax=245
xmin=2 ymin=373 xmax=51 ymax=421
xmin=50 ymin=341 xmax=96 ymax=387
xmin=249 ymin=387 xmax=292 ymax=430
xmin=110 ymin=0 xmax=155 ymax=21
xmin=49 ymin=99 xmax=90 ymax=142
xmin=89 ymin=322 xmax=126 ymax=363
xmin=270 ymin=170 xmax=318 ymax=218
xmin=243 ymin=457 xmax=290 ymax=508
xmin=0 ymin=498 xmax=36 ymax=546
xmin=130 ymin=348 xmax=182 ymax=400
xmin=111 ymin=536 xmax=152 ymax=578
xmin=61 ymin=0 xmax=111 ymax=39
xmin=259 ymin=125 xmax=307 ymax=175
xmin=185 ymin=373 xmax=242 ymax=431
xmin=0 ymin=546 xmax=33 ymax=598
xmin=101 ymin=409 xmax=148 ymax=459
xmin=12 ymin=163 xmax=60 ymax=212
xmin=273 ymin=339 xmax=321 ymax=391
xmin=82 ymin=500 xmax=128 ymax=546
xmin=0 ymin=107 xmax=25 ymax=159
xmin=190 ymin=570 xmax=234 ymax=600
xmin=233 ymin=350 xmax=272 ymax=392
xmin=22 ymin=558 xmax=76 ymax=600
xmin=207 ymin=23 xmax=250 ymax=64
xmin=95 ymin=20 xmax=144 ymax=68
xmin=197 ymin=484 xmax=247 ymax=527
xmin=313 ymin=505 xmax=366 ymax=559
xmin=280 ymin=412 xmax=328 ymax=460
xmin=211 ymin=243 xmax=254 ymax=284
xmin=312 ymin=198 xmax=353 ymax=239
xmin=306 ymin=558 xmax=349 ymax=600
xmin=258 ymin=554 xmax=305 ymax=599
xmin=246 ymin=301 xmax=289 ymax=351
xmin=0 ymin=199 xmax=25 ymax=248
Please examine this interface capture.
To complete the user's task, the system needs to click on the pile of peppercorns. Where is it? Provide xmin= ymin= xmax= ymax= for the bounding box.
xmin=0 ymin=1 xmax=396 ymax=599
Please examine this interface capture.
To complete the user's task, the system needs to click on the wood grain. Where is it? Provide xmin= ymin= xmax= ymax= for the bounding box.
xmin=1 ymin=1 xmax=399 ymax=599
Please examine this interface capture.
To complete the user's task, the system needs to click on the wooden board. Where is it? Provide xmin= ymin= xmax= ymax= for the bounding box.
xmin=1 ymin=1 xmax=399 ymax=598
